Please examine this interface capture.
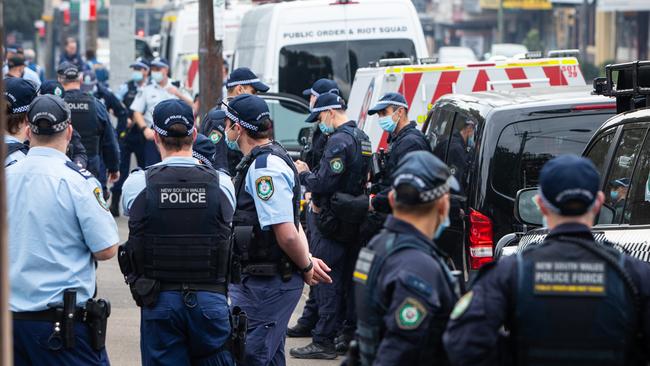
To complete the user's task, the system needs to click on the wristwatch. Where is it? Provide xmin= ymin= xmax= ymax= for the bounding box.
xmin=301 ymin=259 xmax=314 ymax=273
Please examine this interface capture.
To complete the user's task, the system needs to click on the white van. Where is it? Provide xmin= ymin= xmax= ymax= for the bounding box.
xmin=233 ymin=0 xmax=428 ymax=100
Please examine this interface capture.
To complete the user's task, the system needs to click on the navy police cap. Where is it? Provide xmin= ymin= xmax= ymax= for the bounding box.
xmin=539 ymin=155 xmax=600 ymax=216
xmin=56 ymin=61 xmax=80 ymax=80
xmin=302 ymin=79 xmax=340 ymax=97
xmin=391 ymin=151 xmax=459 ymax=205
xmin=224 ymin=94 xmax=271 ymax=132
xmin=193 ymin=134 xmax=216 ymax=168
xmin=368 ymin=92 xmax=409 ymax=115
xmin=27 ymin=95 xmax=71 ymax=135
xmin=226 ymin=67 xmax=269 ymax=92
xmin=40 ymin=80 xmax=66 ymax=98
xmin=152 ymin=99 xmax=195 ymax=137
xmin=150 ymin=57 xmax=169 ymax=68
xmin=4 ymin=77 xmax=38 ymax=114
xmin=305 ymin=92 xmax=346 ymax=123
xmin=130 ymin=57 xmax=150 ymax=70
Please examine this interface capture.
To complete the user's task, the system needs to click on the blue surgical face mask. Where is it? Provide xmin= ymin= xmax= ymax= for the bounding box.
xmin=542 ymin=216 xmax=548 ymax=228
xmin=132 ymin=71 xmax=144 ymax=82
xmin=610 ymin=190 xmax=619 ymax=201
xmin=225 ymin=126 xmax=240 ymax=151
xmin=434 ymin=215 xmax=450 ymax=240
xmin=319 ymin=114 xmax=335 ymax=135
xmin=151 ymin=71 xmax=164 ymax=84
xmin=378 ymin=111 xmax=398 ymax=133
xmin=467 ymin=134 xmax=475 ymax=148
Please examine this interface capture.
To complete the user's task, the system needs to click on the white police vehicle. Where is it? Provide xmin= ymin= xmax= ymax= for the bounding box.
xmin=496 ymin=61 xmax=650 ymax=261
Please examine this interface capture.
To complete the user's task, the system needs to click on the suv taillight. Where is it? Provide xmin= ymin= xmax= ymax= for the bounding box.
xmin=469 ymin=209 xmax=494 ymax=270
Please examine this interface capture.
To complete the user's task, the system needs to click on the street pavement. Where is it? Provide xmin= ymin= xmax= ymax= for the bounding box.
xmin=98 ymin=216 xmax=339 ymax=366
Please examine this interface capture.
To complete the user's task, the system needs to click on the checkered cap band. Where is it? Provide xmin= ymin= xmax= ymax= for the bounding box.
xmin=224 ymin=109 xmax=260 ymax=132
xmin=311 ymin=88 xmax=339 ymax=97
xmin=310 ymin=104 xmax=343 ymax=113
xmin=419 ymin=181 xmax=450 ymax=203
xmin=226 ymin=78 xmax=260 ymax=88
xmin=152 ymin=124 xmax=195 ymax=137
xmin=12 ymin=105 xmax=30 ymax=114
xmin=375 ymin=100 xmax=408 ymax=109
xmin=29 ymin=119 xmax=69 ymax=134
xmin=192 ymin=151 xmax=213 ymax=167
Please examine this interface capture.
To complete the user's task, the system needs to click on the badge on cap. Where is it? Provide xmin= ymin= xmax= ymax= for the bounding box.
xmin=93 ymin=187 xmax=110 ymax=211
xmin=256 ymin=176 xmax=274 ymax=201
xmin=450 ymin=291 xmax=473 ymax=320
xmin=330 ymin=158 xmax=344 ymax=174
xmin=395 ymin=297 xmax=427 ymax=330
xmin=209 ymin=130 xmax=222 ymax=144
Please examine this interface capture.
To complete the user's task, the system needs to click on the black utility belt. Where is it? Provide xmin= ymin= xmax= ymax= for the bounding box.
xmin=13 ymin=308 xmax=85 ymax=322
xmin=159 ymin=282 xmax=227 ymax=294
xmin=242 ymin=262 xmax=297 ymax=277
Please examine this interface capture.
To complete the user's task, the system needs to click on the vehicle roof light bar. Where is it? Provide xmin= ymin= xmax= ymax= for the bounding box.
xmin=593 ymin=60 xmax=650 ymax=114
xmin=548 ymin=49 xmax=580 ymax=58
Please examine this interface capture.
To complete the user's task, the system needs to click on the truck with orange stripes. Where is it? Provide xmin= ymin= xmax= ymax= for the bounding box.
xmin=346 ymin=54 xmax=587 ymax=151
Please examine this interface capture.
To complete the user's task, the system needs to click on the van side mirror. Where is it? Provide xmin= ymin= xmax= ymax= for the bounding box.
xmin=298 ymin=127 xmax=312 ymax=146
xmin=514 ymin=188 xmax=543 ymax=226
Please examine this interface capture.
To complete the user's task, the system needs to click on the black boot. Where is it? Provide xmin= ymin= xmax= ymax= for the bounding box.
xmin=287 ymin=323 xmax=313 ymax=338
xmin=289 ymin=341 xmax=337 ymax=360
xmin=110 ymin=191 xmax=121 ymax=217
xmin=335 ymin=333 xmax=353 ymax=355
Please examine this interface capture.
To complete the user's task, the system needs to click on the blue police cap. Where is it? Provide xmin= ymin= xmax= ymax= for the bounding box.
xmin=302 ymin=78 xmax=340 ymax=97
xmin=224 ymin=94 xmax=271 ymax=132
xmin=204 ymin=108 xmax=227 ymax=135
xmin=368 ymin=92 xmax=409 ymax=115
xmin=539 ymin=155 xmax=600 ymax=216
xmin=56 ymin=61 xmax=80 ymax=80
xmin=152 ymin=99 xmax=195 ymax=137
xmin=391 ymin=151 xmax=459 ymax=205
xmin=610 ymin=177 xmax=630 ymax=188
xmin=226 ymin=67 xmax=269 ymax=92
xmin=40 ymin=80 xmax=66 ymax=98
xmin=4 ymin=78 xmax=38 ymax=114
xmin=27 ymin=95 xmax=71 ymax=135
xmin=305 ymin=92 xmax=346 ymax=123
xmin=193 ymin=134 xmax=216 ymax=168
xmin=130 ymin=57 xmax=150 ymax=70
xmin=150 ymin=57 xmax=169 ymax=68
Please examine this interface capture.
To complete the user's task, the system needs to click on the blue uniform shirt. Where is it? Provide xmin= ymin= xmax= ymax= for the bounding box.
xmin=4 ymin=135 xmax=26 ymax=167
xmin=121 ymin=156 xmax=235 ymax=216
xmin=7 ymin=147 xmax=119 ymax=311
xmin=245 ymin=154 xmax=296 ymax=229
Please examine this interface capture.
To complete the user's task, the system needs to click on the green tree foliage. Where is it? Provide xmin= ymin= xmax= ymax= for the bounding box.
xmin=523 ymin=29 xmax=544 ymax=53
xmin=4 ymin=0 xmax=44 ymax=39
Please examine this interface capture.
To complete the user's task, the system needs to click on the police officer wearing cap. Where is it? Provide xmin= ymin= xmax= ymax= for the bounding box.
xmin=223 ymin=93 xmax=332 ymax=366
xmin=119 ymin=99 xmax=236 ymax=365
xmin=58 ymin=61 xmax=120 ymax=192
xmin=130 ymin=57 xmax=193 ymax=166
xmin=443 ymin=155 xmax=650 ymax=366
xmin=3 ymin=77 xmax=38 ymax=166
xmin=109 ymin=58 xmax=150 ymax=216
xmin=225 ymin=67 xmax=270 ymax=100
xmin=288 ymin=79 xmax=342 ymax=339
xmin=8 ymin=94 xmax=119 ymax=365
xmin=367 ymin=92 xmax=430 ymax=213
xmin=433 ymin=118 xmax=475 ymax=191
xmin=200 ymin=108 xmax=234 ymax=175
xmin=193 ymin=133 xmax=220 ymax=170
xmin=349 ymin=150 xmax=460 ymax=366
xmin=292 ymin=92 xmax=372 ymax=359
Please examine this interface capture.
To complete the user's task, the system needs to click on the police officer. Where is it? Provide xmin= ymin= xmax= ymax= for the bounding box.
xmin=119 ymin=99 xmax=235 ymax=365
xmin=3 ymin=77 xmax=38 ymax=166
xmin=193 ymin=133 xmax=219 ymax=169
xmin=58 ymin=62 xmax=120 ymax=192
xmin=443 ymin=155 xmax=650 ymax=366
xmin=433 ymin=119 xmax=475 ymax=191
xmin=199 ymin=108 xmax=232 ymax=174
xmin=288 ymin=78 xmax=341 ymax=339
xmin=367 ymin=92 xmax=430 ymax=213
xmin=131 ymin=57 xmax=193 ymax=166
xmin=8 ymin=95 xmax=118 ymax=365
xmin=609 ymin=177 xmax=630 ymax=222
xmin=224 ymin=94 xmax=331 ymax=366
xmin=349 ymin=151 xmax=460 ymax=366
xmin=109 ymin=58 xmax=150 ymax=216
xmin=292 ymin=92 xmax=372 ymax=359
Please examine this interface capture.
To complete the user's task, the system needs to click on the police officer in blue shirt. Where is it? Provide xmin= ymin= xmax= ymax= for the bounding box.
xmin=224 ymin=93 xmax=332 ymax=366
xmin=199 ymin=108 xmax=232 ymax=174
xmin=119 ymin=99 xmax=236 ymax=366
xmin=443 ymin=155 xmax=650 ymax=366
xmin=289 ymin=78 xmax=341 ymax=339
xmin=58 ymin=62 xmax=120 ymax=194
xmin=8 ymin=94 xmax=119 ymax=365
xmin=3 ymin=77 xmax=38 ymax=166
xmin=292 ymin=92 xmax=372 ymax=359
xmin=348 ymin=150 xmax=460 ymax=366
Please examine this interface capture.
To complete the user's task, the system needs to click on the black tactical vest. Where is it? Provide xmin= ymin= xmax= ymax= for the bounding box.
xmin=514 ymin=236 xmax=638 ymax=366
xmin=125 ymin=164 xmax=232 ymax=286
xmin=123 ymin=80 xmax=139 ymax=109
xmin=335 ymin=123 xmax=372 ymax=196
xmin=385 ymin=124 xmax=429 ymax=178
xmin=5 ymin=142 xmax=29 ymax=166
xmin=65 ymin=90 xmax=101 ymax=156
xmin=232 ymin=142 xmax=301 ymax=265
xmin=354 ymin=231 xmax=458 ymax=366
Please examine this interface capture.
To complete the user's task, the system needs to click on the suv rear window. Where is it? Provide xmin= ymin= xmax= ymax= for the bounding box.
xmin=492 ymin=114 xmax=611 ymax=198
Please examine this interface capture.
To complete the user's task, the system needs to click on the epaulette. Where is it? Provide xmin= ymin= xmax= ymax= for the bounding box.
xmin=65 ymin=161 xmax=95 ymax=179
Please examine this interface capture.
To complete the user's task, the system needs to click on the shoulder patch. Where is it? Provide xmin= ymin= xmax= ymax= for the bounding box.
xmin=255 ymin=176 xmax=274 ymax=201
xmin=93 ymin=187 xmax=110 ymax=211
xmin=395 ymin=297 xmax=428 ymax=330
xmin=450 ymin=291 xmax=473 ymax=320
xmin=403 ymin=274 xmax=433 ymax=298
xmin=329 ymin=157 xmax=344 ymax=173
xmin=66 ymin=161 xmax=95 ymax=179
xmin=208 ymin=129 xmax=222 ymax=144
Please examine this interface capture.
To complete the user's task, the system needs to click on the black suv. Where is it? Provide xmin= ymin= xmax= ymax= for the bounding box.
xmin=497 ymin=61 xmax=650 ymax=261
xmin=424 ymin=86 xmax=616 ymax=278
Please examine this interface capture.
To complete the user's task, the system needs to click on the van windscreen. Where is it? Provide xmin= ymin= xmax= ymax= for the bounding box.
xmin=491 ymin=113 xmax=613 ymax=199
xmin=279 ymin=39 xmax=416 ymax=100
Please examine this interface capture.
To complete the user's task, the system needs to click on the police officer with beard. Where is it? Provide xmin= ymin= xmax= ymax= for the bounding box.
xmin=119 ymin=99 xmax=235 ymax=365
xmin=349 ymin=151 xmax=460 ymax=366
xmin=443 ymin=155 xmax=650 ymax=366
